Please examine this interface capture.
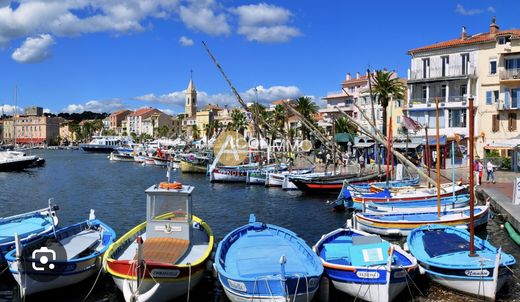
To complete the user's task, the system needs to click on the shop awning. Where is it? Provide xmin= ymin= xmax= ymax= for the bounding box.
xmin=335 ymin=133 xmax=354 ymax=143
xmin=354 ymin=142 xmax=375 ymax=148
xmin=484 ymin=139 xmax=520 ymax=150
xmin=392 ymin=142 xmax=421 ymax=149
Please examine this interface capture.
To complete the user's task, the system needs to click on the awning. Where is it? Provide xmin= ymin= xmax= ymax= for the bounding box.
xmin=484 ymin=139 xmax=520 ymax=150
xmin=354 ymin=142 xmax=375 ymax=148
xmin=335 ymin=133 xmax=354 ymax=143
xmin=393 ymin=142 xmax=421 ymax=149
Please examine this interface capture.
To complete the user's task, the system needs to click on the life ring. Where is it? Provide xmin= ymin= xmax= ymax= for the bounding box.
xmin=159 ymin=182 xmax=183 ymax=190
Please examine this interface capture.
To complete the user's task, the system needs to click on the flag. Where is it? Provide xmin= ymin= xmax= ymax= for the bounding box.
xmin=401 ymin=116 xmax=423 ymax=132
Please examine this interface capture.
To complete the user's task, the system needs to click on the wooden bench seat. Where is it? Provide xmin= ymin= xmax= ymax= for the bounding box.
xmin=135 ymin=238 xmax=189 ymax=264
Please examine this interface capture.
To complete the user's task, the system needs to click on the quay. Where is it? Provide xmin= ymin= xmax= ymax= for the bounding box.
xmin=477 ymin=180 xmax=520 ymax=232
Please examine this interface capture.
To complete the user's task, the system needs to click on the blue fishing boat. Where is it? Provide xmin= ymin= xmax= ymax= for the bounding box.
xmin=6 ymin=210 xmax=115 ymax=297
xmin=0 ymin=202 xmax=59 ymax=263
xmin=348 ymin=176 xmax=420 ymax=193
xmin=215 ymin=214 xmax=323 ymax=302
xmin=313 ymin=228 xmax=417 ymax=302
xmin=407 ymin=225 xmax=516 ymax=300
xmin=365 ymin=194 xmax=470 ymax=213
xmin=353 ymin=205 xmax=489 ymax=236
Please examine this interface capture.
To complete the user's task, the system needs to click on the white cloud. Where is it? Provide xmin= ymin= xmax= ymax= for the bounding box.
xmin=0 ymin=104 xmax=23 ymax=115
xmin=179 ymin=35 xmax=194 ymax=46
xmin=62 ymin=98 xmax=125 ymax=113
xmin=455 ymin=4 xmax=496 ymax=16
xmin=11 ymin=34 xmax=54 ymax=63
xmin=179 ymin=0 xmax=230 ymax=36
xmin=43 ymin=108 xmax=52 ymax=114
xmin=232 ymin=3 xmax=301 ymax=43
xmin=134 ymin=84 xmax=305 ymax=111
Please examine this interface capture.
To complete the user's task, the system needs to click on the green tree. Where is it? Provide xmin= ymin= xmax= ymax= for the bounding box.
xmin=370 ymin=70 xmax=405 ymax=136
xmin=229 ymin=109 xmax=247 ymax=133
xmin=157 ymin=125 xmax=170 ymax=138
xmin=295 ymin=96 xmax=319 ymax=139
xmin=91 ymin=119 xmax=104 ymax=134
xmin=334 ymin=117 xmax=358 ymax=135
xmin=192 ymin=125 xmax=200 ymax=140
xmin=130 ymin=132 xmax=138 ymax=142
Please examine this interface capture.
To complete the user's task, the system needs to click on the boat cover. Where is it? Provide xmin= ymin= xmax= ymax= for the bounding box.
xmin=422 ymin=230 xmax=482 ymax=258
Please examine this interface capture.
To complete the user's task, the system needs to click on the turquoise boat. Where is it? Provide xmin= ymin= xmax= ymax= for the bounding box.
xmin=0 ymin=202 xmax=59 ymax=263
xmin=365 ymin=194 xmax=470 ymax=213
xmin=215 ymin=214 xmax=323 ymax=302
xmin=407 ymin=225 xmax=516 ymax=300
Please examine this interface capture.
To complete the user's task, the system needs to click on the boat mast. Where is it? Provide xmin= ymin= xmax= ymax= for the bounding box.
xmin=435 ymin=96 xmax=441 ymax=218
xmin=367 ymin=69 xmax=381 ymax=174
xmin=13 ymin=85 xmax=17 ymax=148
xmin=451 ymin=141 xmax=456 ymax=199
xmin=468 ymin=96 xmax=477 ymax=256
xmin=386 ymin=96 xmax=393 ymax=187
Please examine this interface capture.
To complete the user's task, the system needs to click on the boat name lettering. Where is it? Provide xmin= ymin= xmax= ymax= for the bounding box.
xmin=228 ymin=279 xmax=247 ymax=292
xmin=150 ymin=269 xmax=180 ymax=278
xmin=464 ymin=269 xmax=490 ymax=277
xmin=355 ymin=271 xmax=380 ymax=279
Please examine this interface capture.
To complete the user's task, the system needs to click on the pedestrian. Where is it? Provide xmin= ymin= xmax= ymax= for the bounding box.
xmin=486 ymin=160 xmax=496 ymax=183
xmin=325 ymin=152 xmax=332 ymax=173
xmin=359 ymin=153 xmax=365 ymax=175
xmin=476 ymin=159 xmax=484 ymax=186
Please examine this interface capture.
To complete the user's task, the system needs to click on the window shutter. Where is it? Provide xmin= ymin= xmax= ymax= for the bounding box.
xmin=486 ymin=91 xmax=492 ymax=105
xmin=504 ymin=89 xmax=510 ymax=109
xmin=510 ymin=113 xmax=517 ymax=131
xmin=492 ymin=114 xmax=499 ymax=132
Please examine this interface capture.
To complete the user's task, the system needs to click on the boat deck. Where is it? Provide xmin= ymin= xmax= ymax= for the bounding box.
xmin=135 ymin=238 xmax=189 ymax=263
xmin=0 ymin=216 xmax=51 ymax=243
xmin=224 ymin=228 xmax=313 ymax=278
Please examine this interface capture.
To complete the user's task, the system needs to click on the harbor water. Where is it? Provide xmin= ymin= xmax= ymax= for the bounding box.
xmin=0 ymin=150 xmax=519 ymax=301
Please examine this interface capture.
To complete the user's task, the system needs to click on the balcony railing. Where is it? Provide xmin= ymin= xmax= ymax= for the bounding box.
xmin=497 ymin=99 xmax=519 ymax=110
xmin=410 ymin=65 xmax=476 ymax=80
xmin=499 ymin=68 xmax=520 ymax=81
xmin=409 ymin=95 xmax=466 ymax=105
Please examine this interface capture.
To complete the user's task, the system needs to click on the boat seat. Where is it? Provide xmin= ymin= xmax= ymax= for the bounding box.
xmin=0 ymin=217 xmax=49 ymax=242
xmin=352 ymin=235 xmax=382 ymax=246
xmin=136 ymin=238 xmax=189 ymax=264
xmin=323 ymin=243 xmax=350 ymax=261
xmin=60 ymin=229 xmax=101 ymax=259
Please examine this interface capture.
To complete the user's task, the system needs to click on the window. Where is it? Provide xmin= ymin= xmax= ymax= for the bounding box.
xmin=441 ymin=85 xmax=447 ymax=98
xmin=422 ymin=58 xmax=430 ymax=78
xmin=486 ymin=91 xmax=493 ymax=105
xmin=494 ymin=90 xmax=499 ymax=103
xmin=506 ymin=58 xmax=520 ymax=70
xmin=460 ymin=84 xmax=467 ymax=97
xmin=492 ymin=114 xmax=500 ymax=132
xmin=428 ymin=110 xmax=445 ymax=128
xmin=442 ymin=56 xmax=449 ymax=77
xmin=422 ymin=86 xmax=427 ymax=100
xmin=490 ymin=60 xmax=497 ymax=75
xmin=509 ymin=113 xmax=517 ymax=131
xmin=512 ymin=88 xmax=519 ymax=108
xmin=461 ymin=53 xmax=470 ymax=75
xmin=449 ymin=109 xmax=466 ymax=128
xmin=499 ymin=36 xmax=512 ymax=45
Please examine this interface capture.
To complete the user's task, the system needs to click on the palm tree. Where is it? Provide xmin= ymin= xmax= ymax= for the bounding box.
xmin=370 ymin=70 xmax=405 ymax=136
xmin=334 ymin=117 xmax=358 ymax=135
xmin=230 ymin=109 xmax=247 ymax=133
xmin=295 ymin=96 xmax=319 ymax=139
xmin=192 ymin=125 xmax=200 ymax=140
xmin=158 ymin=125 xmax=170 ymax=138
xmin=273 ymin=104 xmax=287 ymax=137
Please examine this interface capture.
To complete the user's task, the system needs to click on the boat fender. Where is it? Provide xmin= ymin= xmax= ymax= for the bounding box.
xmin=346 ymin=219 xmax=352 ymax=228
xmin=418 ymin=265 xmax=425 ymax=275
xmin=212 ymin=262 xmax=218 ymax=278
xmin=122 ymin=279 xmax=160 ymax=302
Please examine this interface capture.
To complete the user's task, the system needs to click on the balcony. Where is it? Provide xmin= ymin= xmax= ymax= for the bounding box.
xmin=409 ymin=65 xmax=476 ymax=82
xmin=499 ymin=68 xmax=520 ymax=82
xmin=497 ymin=99 xmax=519 ymax=111
xmin=408 ymin=95 xmax=467 ymax=108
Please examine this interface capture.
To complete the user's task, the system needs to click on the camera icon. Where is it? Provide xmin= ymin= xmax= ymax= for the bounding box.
xmin=32 ymin=247 xmax=56 ymax=271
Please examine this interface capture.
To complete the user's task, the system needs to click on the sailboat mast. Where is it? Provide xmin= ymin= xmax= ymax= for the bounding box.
xmin=435 ymin=96 xmax=441 ymax=218
xmin=386 ymin=96 xmax=393 ymax=187
xmin=468 ymin=96 xmax=476 ymax=256
xmin=367 ymin=69 xmax=381 ymax=175
xmin=13 ymin=85 xmax=17 ymax=147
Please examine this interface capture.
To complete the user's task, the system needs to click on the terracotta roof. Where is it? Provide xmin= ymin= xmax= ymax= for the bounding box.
xmin=408 ymin=29 xmax=520 ymax=54
xmin=271 ymin=99 xmax=287 ymax=105
xmin=110 ymin=109 xmax=131 ymax=116
xmin=202 ymin=104 xmax=223 ymax=111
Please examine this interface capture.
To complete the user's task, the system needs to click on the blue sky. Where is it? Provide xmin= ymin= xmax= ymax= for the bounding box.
xmin=0 ymin=0 xmax=518 ymax=115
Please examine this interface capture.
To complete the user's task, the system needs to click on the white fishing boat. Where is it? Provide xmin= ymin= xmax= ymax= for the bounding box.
xmin=0 ymin=151 xmax=38 ymax=171
xmin=104 ymin=182 xmax=213 ymax=302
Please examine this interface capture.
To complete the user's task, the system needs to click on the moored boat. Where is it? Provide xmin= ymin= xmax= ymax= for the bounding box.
xmin=211 ymin=165 xmax=258 ymax=183
xmin=348 ymin=176 xmax=420 ymax=194
xmin=179 ymin=155 xmax=208 ymax=173
xmin=364 ymin=194 xmax=470 ymax=213
xmin=313 ymin=228 xmax=417 ymax=302
xmin=291 ymin=172 xmax=385 ymax=194
xmin=215 ymin=214 xmax=323 ymax=302
xmin=80 ymin=136 xmax=130 ymax=153
xmin=6 ymin=212 xmax=115 ymax=296
xmin=104 ymin=182 xmax=213 ymax=302
xmin=0 ymin=151 xmax=39 ymax=171
xmin=353 ymin=205 xmax=489 ymax=236
xmin=109 ymin=151 xmax=134 ymax=162
xmin=265 ymin=168 xmax=314 ymax=188
xmin=0 ymin=202 xmax=59 ymax=263
xmin=407 ymin=225 xmax=516 ymax=300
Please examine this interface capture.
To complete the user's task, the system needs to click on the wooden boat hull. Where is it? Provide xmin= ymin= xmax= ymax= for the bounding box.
xmin=354 ymin=205 xmax=489 ymax=236
xmin=407 ymin=225 xmax=516 ymax=300
xmin=313 ymin=228 xmax=417 ymax=302
xmin=351 ymin=185 xmax=467 ymax=205
xmin=211 ymin=168 xmax=249 ymax=182
xmin=6 ymin=219 xmax=115 ymax=296
xmin=179 ymin=160 xmax=207 ymax=173
xmin=215 ymin=215 xmax=322 ymax=302
xmin=109 ymin=152 xmax=134 ymax=162
xmin=364 ymin=195 xmax=471 ymax=213
xmin=104 ymin=215 xmax=213 ymax=302
xmin=292 ymin=173 xmax=385 ymax=194
xmin=246 ymin=170 xmax=266 ymax=185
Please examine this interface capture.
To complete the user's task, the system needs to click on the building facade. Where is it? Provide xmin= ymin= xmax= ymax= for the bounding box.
xmin=108 ymin=109 xmax=132 ymax=134
xmin=2 ymin=107 xmax=62 ymax=145
xmin=126 ymin=108 xmax=171 ymax=137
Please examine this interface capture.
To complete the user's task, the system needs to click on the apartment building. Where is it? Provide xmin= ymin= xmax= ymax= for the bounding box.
xmin=2 ymin=107 xmax=62 ymax=145
xmin=108 ymin=109 xmax=132 ymax=134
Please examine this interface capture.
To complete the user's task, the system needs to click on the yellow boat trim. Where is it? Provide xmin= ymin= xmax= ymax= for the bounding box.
xmin=103 ymin=213 xmax=214 ymax=280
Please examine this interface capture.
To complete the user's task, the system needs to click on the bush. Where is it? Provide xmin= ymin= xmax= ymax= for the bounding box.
xmin=502 ymin=157 xmax=511 ymax=170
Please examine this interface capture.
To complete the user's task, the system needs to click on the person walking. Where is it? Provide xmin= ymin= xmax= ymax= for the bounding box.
xmin=358 ymin=153 xmax=365 ymax=175
xmin=476 ymin=159 xmax=484 ymax=186
xmin=486 ymin=160 xmax=496 ymax=183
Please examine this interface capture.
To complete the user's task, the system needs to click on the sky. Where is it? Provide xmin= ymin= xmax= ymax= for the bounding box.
xmin=0 ymin=0 xmax=518 ymax=116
